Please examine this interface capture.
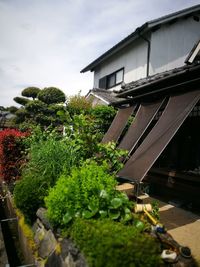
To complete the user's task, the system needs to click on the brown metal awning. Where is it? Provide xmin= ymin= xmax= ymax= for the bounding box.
xmin=118 ymin=99 xmax=164 ymax=154
xmin=117 ymin=90 xmax=200 ymax=183
xmin=101 ymin=105 xmax=135 ymax=143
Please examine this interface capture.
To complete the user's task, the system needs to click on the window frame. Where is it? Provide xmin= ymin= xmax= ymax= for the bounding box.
xmin=98 ymin=68 xmax=124 ymax=89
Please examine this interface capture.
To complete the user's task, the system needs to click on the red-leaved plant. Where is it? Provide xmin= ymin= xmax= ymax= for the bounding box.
xmin=0 ymin=129 xmax=27 ymax=182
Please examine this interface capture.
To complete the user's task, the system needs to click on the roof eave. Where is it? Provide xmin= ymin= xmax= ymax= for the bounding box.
xmin=89 ymin=92 xmax=110 ymax=104
xmin=111 ymin=64 xmax=200 ymax=107
xmin=80 ymin=23 xmax=149 ymax=73
xmin=80 ymin=4 xmax=200 ymax=73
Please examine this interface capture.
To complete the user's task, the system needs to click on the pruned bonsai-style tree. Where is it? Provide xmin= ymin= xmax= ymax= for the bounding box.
xmin=38 ymin=87 xmax=66 ymax=104
xmin=21 ymin=87 xmax=41 ymax=100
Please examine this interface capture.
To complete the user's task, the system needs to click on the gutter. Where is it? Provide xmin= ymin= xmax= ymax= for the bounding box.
xmin=137 ymin=29 xmax=151 ymax=77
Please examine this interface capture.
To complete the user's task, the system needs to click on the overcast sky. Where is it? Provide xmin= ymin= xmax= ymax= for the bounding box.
xmin=0 ymin=0 xmax=200 ymax=107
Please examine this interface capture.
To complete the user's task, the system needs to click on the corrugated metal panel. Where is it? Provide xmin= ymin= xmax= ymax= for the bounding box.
xmin=117 ymin=90 xmax=200 ymax=182
xmin=118 ymin=99 xmax=164 ymax=154
xmin=101 ymin=106 xmax=135 ymax=143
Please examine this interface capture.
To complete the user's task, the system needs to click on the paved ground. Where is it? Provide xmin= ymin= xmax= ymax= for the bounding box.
xmin=152 ymin=198 xmax=200 ymax=263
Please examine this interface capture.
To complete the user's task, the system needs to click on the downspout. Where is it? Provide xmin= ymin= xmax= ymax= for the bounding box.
xmin=137 ymin=30 xmax=151 ymax=77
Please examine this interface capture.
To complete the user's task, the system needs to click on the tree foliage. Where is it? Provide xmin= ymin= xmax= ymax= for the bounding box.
xmin=7 ymin=106 xmax=18 ymax=114
xmin=25 ymin=100 xmax=47 ymax=113
xmin=38 ymin=87 xmax=66 ymax=104
xmin=91 ymin=105 xmax=116 ymax=133
xmin=22 ymin=87 xmax=41 ymax=100
xmin=13 ymin=97 xmax=30 ymax=106
xmin=13 ymin=87 xmax=66 ymax=128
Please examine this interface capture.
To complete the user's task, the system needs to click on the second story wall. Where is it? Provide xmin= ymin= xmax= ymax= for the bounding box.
xmin=93 ymin=13 xmax=200 ymax=91
xmin=94 ymin=39 xmax=147 ymax=90
xmin=149 ymin=16 xmax=200 ymax=75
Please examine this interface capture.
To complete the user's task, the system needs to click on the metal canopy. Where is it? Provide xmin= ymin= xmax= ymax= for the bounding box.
xmin=117 ymin=90 xmax=200 ymax=182
xmin=101 ymin=105 xmax=135 ymax=143
xmin=118 ymin=99 xmax=164 ymax=154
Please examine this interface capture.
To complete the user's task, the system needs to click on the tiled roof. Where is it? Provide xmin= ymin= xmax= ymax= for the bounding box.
xmin=88 ymin=88 xmax=126 ymax=104
xmin=117 ymin=63 xmax=200 ymax=97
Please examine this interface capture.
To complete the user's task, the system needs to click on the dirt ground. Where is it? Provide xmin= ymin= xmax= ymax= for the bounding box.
xmin=150 ymin=197 xmax=200 ymax=262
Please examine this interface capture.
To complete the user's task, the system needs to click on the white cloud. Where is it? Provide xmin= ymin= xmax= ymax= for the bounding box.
xmin=0 ymin=0 xmax=200 ymax=106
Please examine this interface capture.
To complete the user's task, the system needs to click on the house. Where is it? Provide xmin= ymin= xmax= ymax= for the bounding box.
xmin=0 ymin=111 xmax=15 ymax=129
xmin=82 ymin=5 xmax=200 ymax=211
xmin=85 ymin=88 xmax=126 ymax=106
xmin=81 ymin=4 xmax=200 ymax=93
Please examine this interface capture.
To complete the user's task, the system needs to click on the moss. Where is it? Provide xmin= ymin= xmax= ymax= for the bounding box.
xmin=55 ymin=243 xmax=61 ymax=255
xmin=66 ymin=218 xmax=162 ymax=267
xmin=15 ymin=209 xmax=37 ymax=255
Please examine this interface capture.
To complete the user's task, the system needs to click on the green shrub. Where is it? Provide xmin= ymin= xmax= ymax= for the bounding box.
xmin=67 ymin=93 xmax=92 ymax=115
xmin=66 ymin=218 xmax=161 ymax=267
xmin=14 ymin=129 xmax=81 ymax=223
xmin=64 ymin=113 xmax=103 ymax=160
xmin=13 ymin=174 xmax=47 ymax=223
xmin=90 ymin=105 xmax=116 ymax=134
xmin=93 ymin=142 xmax=128 ymax=174
xmin=45 ymin=161 xmax=133 ymax=226
xmin=0 ymin=129 xmax=27 ymax=182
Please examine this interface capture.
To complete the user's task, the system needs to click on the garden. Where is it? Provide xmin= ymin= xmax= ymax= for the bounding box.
xmin=0 ymin=88 xmax=196 ymax=266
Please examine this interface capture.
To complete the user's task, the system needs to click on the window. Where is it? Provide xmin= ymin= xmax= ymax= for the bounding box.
xmin=185 ymin=39 xmax=200 ymax=65
xmin=98 ymin=68 xmax=124 ymax=89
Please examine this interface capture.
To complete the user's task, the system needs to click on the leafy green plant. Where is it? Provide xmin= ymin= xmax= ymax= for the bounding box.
xmin=14 ymin=174 xmax=47 ymax=223
xmin=66 ymin=92 xmax=92 ymax=115
xmin=45 ymin=160 xmax=133 ymax=226
xmin=90 ymin=105 xmax=116 ymax=134
xmin=151 ymin=200 xmax=160 ymax=220
xmin=65 ymin=218 xmax=161 ymax=267
xmin=93 ymin=141 xmax=128 ymax=173
xmin=63 ymin=113 xmax=103 ymax=161
xmin=14 ymin=128 xmax=81 ymax=223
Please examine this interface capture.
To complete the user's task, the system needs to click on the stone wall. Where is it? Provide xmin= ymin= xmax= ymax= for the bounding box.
xmin=3 ymin=189 xmax=87 ymax=267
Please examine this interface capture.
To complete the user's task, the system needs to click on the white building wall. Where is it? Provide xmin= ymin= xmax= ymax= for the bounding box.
xmin=149 ymin=17 xmax=200 ymax=75
xmin=93 ymin=39 xmax=147 ymax=90
xmin=93 ymin=16 xmax=200 ymax=90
